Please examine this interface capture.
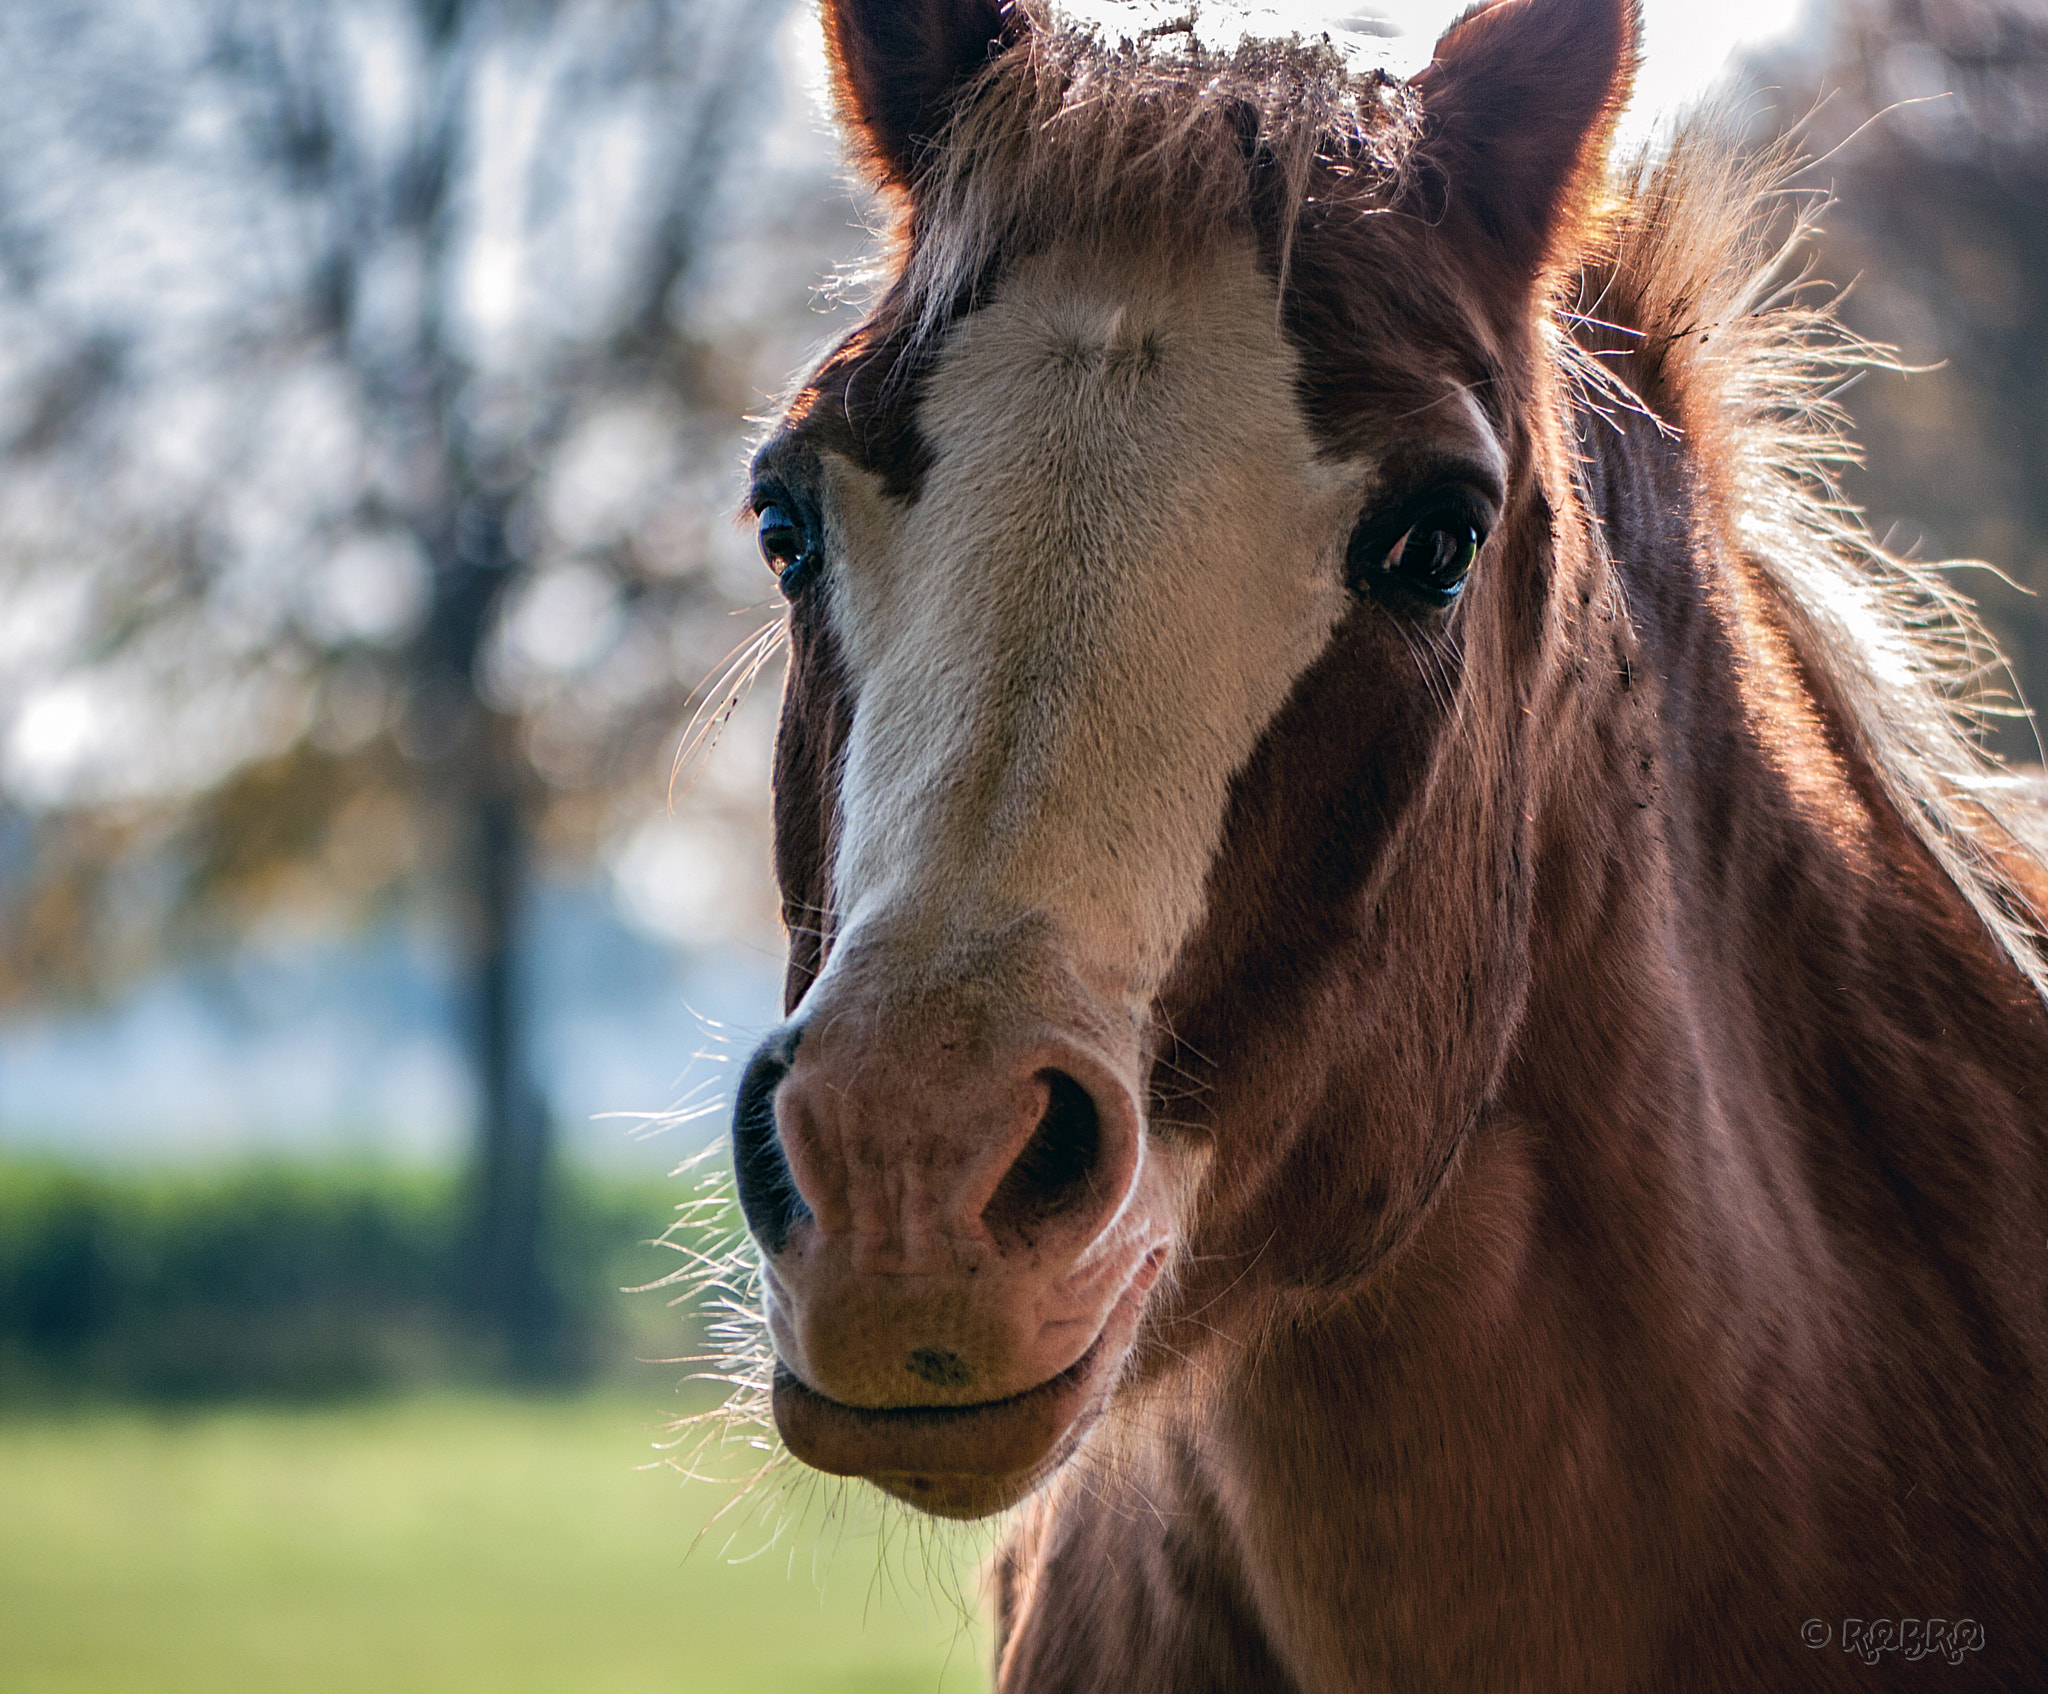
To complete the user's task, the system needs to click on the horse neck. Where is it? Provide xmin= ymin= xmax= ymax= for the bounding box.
xmin=1501 ymin=391 xmax=2048 ymax=1336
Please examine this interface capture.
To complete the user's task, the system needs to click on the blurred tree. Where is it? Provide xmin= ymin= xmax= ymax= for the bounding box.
xmin=1758 ymin=0 xmax=2048 ymax=762
xmin=0 ymin=0 xmax=834 ymax=1374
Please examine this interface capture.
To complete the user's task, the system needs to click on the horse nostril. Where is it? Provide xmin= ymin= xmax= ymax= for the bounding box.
xmin=983 ymin=1069 xmax=1103 ymax=1241
xmin=732 ymin=1032 xmax=811 ymax=1256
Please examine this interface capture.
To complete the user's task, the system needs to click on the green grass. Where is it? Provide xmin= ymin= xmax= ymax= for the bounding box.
xmin=0 ymin=1394 xmax=992 ymax=1694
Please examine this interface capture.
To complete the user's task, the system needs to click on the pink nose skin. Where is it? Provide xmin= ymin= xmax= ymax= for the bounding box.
xmin=738 ymin=1000 xmax=1153 ymax=1416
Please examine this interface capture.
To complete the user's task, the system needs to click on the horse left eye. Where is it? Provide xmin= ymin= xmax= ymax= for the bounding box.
xmin=1359 ymin=505 xmax=1490 ymax=606
xmin=1384 ymin=520 xmax=1481 ymax=599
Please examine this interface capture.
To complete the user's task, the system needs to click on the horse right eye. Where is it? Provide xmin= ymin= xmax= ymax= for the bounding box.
xmin=755 ymin=500 xmax=816 ymax=595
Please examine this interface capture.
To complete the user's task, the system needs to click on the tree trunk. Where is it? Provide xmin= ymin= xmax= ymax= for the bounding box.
xmin=464 ymin=772 xmax=560 ymax=1379
xmin=414 ymin=486 xmax=564 ymax=1379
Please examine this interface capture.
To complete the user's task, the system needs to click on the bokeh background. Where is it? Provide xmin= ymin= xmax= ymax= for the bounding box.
xmin=2 ymin=2 xmax=2042 ymax=1689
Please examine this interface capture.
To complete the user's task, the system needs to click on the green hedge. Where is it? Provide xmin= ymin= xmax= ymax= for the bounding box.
xmin=0 ymin=1159 xmax=731 ymax=1403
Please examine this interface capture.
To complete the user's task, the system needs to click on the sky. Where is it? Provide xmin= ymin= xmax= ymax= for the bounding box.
xmin=1362 ymin=0 xmax=1816 ymax=137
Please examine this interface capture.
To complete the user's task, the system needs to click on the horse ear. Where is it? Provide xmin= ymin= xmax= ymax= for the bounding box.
xmin=822 ymin=0 xmax=1028 ymax=189
xmin=1410 ymin=0 xmax=1640 ymax=283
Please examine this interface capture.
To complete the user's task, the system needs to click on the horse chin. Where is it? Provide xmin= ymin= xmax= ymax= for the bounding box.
xmin=769 ymin=1299 xmax=1141 ymax=1520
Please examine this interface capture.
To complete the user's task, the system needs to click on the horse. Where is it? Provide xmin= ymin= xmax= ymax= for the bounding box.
xmin=721 ymin=0 xmax=2048 ymax=1686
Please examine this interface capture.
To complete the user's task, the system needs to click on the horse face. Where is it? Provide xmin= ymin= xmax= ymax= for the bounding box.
xmin=732 ymin=0 xmax=1631 ymax=1518
xmin=742 ymin=235 xmax=1506 ymax=1516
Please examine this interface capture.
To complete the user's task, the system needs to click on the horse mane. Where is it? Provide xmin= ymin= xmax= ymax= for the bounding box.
xmin=1576 ymin=120 xmax=2048 ymax=1001
xmin=884 ymin=4 xmax=2048 ymax=1002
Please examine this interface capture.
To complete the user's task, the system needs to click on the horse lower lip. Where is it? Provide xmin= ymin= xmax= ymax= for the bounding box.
xmin=771 ymin=1331 xmax=1109 ymax=1483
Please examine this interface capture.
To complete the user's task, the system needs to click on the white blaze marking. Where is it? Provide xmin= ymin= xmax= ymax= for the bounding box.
xmin=820 ymin=236 xmax=1360 ymax=1001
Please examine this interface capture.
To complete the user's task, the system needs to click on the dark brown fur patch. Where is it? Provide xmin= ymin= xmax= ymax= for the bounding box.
xmin=772 ymin=591 xmax=853 ymax=1012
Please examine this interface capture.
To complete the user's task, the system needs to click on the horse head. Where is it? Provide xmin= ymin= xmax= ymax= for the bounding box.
xmin=733 ymin=0 xmax=1636 ymax=1519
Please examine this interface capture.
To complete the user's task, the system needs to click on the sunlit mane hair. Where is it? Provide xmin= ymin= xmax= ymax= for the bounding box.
xmin=1574 ymin=120 xmax=2048 ymax=1001
xmin=899 ymin=4 xmax=1425 ymax=337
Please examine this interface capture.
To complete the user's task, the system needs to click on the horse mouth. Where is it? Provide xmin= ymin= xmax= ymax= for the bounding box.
xmin=771 ymin=1326 xmax=1120 ymax=1520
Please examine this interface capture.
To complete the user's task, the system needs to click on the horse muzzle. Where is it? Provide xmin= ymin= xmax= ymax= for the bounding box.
xmin=732 ymin=941 xmax=1172 ymax=1516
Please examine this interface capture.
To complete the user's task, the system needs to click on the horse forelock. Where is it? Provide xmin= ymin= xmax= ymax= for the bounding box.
xmin=898 ymin=5 xmax=1424 ymax=335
